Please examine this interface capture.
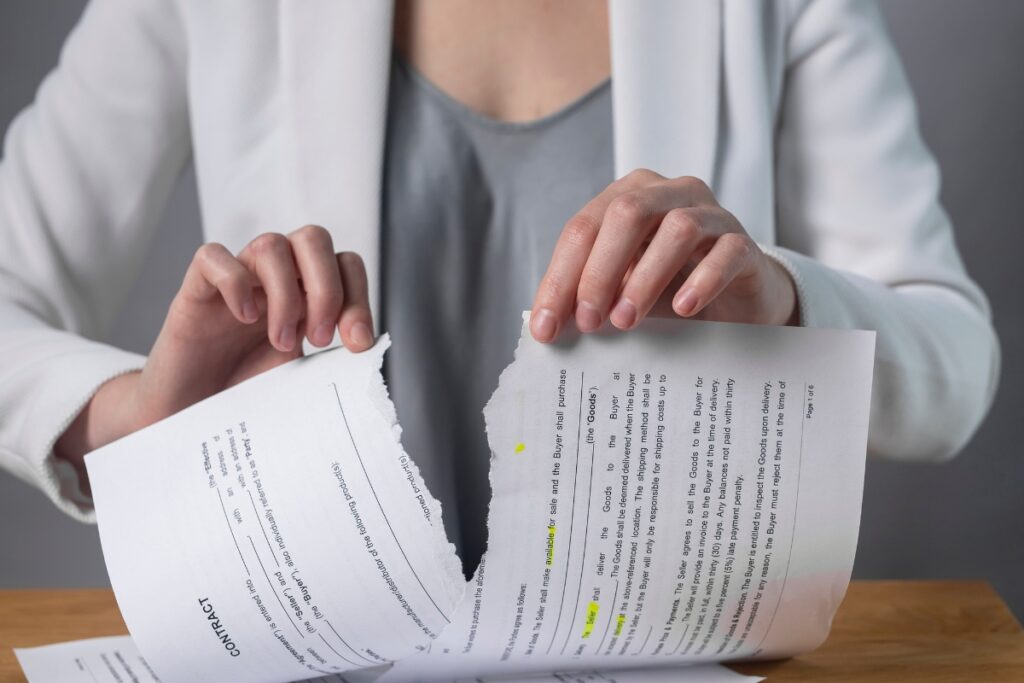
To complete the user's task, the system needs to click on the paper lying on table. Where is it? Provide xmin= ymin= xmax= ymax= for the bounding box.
xmin=12 ymin=636 xmax=757 ymax=683
xmin=14 ymin=636 xmax=159 ymax=683
xmin=19 ymin=317 xmax=874 ymax=683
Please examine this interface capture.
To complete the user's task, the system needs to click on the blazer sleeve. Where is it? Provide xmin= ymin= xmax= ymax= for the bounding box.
xmin=0 ymin=0 xmax=190 ymax=518
xmin=763 ymin=0 xmax=1000 ymax=461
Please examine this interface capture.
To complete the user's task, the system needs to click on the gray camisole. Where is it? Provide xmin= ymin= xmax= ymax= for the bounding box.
xmin=380 ymin=55 xmax=613 ymax=572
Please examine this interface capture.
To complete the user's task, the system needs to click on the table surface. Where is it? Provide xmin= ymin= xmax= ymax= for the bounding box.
xmin=1 ymin=581 xmax=1022 ymax=682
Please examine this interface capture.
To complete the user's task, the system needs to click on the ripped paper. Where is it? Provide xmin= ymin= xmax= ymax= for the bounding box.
xmin=21 ymin=317 xmax=874 ymax=683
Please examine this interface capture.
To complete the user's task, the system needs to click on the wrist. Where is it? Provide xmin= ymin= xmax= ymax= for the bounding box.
xmin=55 ymin=372 xmax=143 ymax=489
xmin=765 ymin=257 xmax=800 ymax=326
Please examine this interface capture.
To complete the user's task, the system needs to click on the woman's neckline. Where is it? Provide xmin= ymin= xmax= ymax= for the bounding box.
xmin=393 ymin=52 xmax=611 ymax=132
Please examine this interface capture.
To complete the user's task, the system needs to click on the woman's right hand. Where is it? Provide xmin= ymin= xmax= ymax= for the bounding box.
xmin=56 ymin=225 xmax=375 ymax=489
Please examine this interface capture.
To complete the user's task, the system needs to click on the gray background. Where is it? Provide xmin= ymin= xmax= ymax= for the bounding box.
xmin=1 ymin=1 xmax=1022 ymax=619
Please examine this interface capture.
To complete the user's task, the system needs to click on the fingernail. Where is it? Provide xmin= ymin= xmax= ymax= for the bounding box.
xmin=674 ymin=288 xmax=700 ymax=316
xmin=610 ymin=298 xmax=638 ymax=329
xmin=531 ymin=308 xmax=559 ymax=343
xmin=350 ymin=322 xmax=373 ymax=349
xmin=242 ymin=298 xmax=258 ymax=323
xmin=278 ymin=325 xmax=296 ymax=351
xmin=575 ymin=301 xmax=603 ymax=333
xmin=312 ymin=321 xmax=334 ymax=347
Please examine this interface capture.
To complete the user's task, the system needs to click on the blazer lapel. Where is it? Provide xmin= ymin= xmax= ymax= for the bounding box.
xmin=610 ymin=0 xmax=722 ymax=186
xmin=278 ymin=0 xmax=394 ymax=323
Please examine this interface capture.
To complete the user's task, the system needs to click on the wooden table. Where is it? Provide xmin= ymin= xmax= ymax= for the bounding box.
xmin=1 ymin=581 xmax=1022 ymax=681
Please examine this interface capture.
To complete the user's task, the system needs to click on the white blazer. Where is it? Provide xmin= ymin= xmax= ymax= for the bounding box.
xmin=0 ymin=0 xmax=1000 ymax=520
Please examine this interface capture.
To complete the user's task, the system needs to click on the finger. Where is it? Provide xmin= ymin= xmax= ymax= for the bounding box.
xmin=529 ymin=170 xmax=668 ymax=343
xmin=336 ymin=251 xmax=375 ymax=352
xmin=609 ymin=207 xmax=721 ymax=329
xmin=239 ymin=233 xmax=304 ymax=352
xmin=288 ymin=225 xmax=343 ymax=348
xmin=672 ymin=232 xmax=756 ymax=318
xmin=183 ymin=243 xmax=258 ymax=324
xmin=530 ymin=212 xmax=600 ymax=342
xmin=575 ymin=184 xmax=695 ymax=332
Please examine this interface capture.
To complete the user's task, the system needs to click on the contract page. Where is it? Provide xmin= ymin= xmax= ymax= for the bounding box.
xmin=384 ymin=318 xmax=874 ymax=681
xmin=67 ymin=319 xmax=872 ymax=683
xmin=85 ymin=339 xmax=465 ymax=683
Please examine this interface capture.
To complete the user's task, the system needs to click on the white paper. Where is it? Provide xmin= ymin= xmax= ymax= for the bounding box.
xmin=20 ymin=319 xmax=872 ymax=683
xmin=14 ymin=636 xmax=159 ymax=683
xmin=448 ymin=665 xmax=761 ymax=683
xmin=14 ymin=637 xmax=760 ymax=683
xmin=382 ymin=317 xmax=873 ymax=682
xmin=86 ymin=338 xmax=465 ymax=682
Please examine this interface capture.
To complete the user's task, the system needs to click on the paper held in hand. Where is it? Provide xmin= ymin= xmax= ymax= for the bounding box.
xmin=16 ymin=316 xmax=875 ymax=683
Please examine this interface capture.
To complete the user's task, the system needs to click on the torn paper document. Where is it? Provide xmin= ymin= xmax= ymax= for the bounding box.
xmin=381 ymin=317 xmax=873 ymax=681
xmin=57 ymin=318 xmax=873 ymax=683
xmin=86 ymin=337 xmax=464 ymax=682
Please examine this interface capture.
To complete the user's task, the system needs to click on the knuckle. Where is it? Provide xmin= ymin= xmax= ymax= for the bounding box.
xmin=310 ymin=287 xmax=344 ymax=314
xmin=337 ymin=252 xmax=368 ymax=284
xmin=272 ymin=282 xmax=302 ymax=306
xmin=719 ymin=207 xmax=743 ymax=229
xmin=620 ymin=271 xmax=651 ymax=300
xmin=250 ymin=232 xmax=288 ymax=256
xmin=720 ymin=231 xmax=753 ymax=257
xmin=607 ymin=193 xmax=648 ymax=225
xmin=671 ymin=176 xmax=712 ymax=200
xmin=337 ymin=250 xmax=365 ymax=269
xmin=212 ymin=269 xmax=247 ymax=293
xmin=194 ymin=242 xmax=224 ymax=264
xmin=579 ymin=263 xmax=611 ymax=293
xmin=626 ymin=167 xmax=661 ymax=183
xmin=538 ymin=273 xmax=571 ymax=308
xmin=291 ymin=224 xmax=332 ymax=249
xmin=679 ymin=175 xmax=707 ymax=190
xmin=275 ymin=298 xmax=303 ymax=324
xmin=562 ymin=215 xmax=599 ymax=248
xmin=661 ymin=209 xmax=701 ymax=244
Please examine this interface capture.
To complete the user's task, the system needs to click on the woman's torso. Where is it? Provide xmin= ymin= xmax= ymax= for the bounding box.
xmin=175 ymin=4 xmax=789 ymax=570
xmin=185 ymin=3 xmax=785 ymax=265
xmin=380 ymin=53 xmax=615 ymax=570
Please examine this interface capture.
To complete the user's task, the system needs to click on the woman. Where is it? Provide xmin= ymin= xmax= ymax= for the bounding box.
xmin=0 ymin=0 xmax=999 ymax=566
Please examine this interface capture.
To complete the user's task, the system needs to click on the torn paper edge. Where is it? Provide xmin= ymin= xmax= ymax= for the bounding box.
xmin=472 ymin=312 xmax=538 ymax=587
xmin=363 ymin=334 xmax=466 ymax=603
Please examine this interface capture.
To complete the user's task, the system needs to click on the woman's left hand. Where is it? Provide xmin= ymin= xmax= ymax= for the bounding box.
xmin=529 ymin=169 xmax=798 ymax=342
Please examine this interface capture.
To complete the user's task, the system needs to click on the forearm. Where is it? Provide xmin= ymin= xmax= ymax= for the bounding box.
xmin=0 ymin=306 xmax=146 ymax=519
xmin=767 ymin=245 xmax=1000 ymax=461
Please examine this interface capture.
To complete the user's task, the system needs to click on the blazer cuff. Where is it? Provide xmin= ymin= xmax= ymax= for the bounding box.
xmin=1 ymin=344 xmax=145 ymax=523
xmin=760 ymin=244 xmax=847 ymax=330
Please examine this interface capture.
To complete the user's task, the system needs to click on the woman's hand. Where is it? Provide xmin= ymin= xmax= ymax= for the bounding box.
xmin=529 ymin=169 xmax=798 ymax=342
xmin=56 ymin=225 xmax=374 ymax=486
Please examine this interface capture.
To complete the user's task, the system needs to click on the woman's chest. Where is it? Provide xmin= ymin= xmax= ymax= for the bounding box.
xmin=179 ymin=1 xmax=790 ymax=260
xmin=391 ymin=0 xmax=610 ymax=124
